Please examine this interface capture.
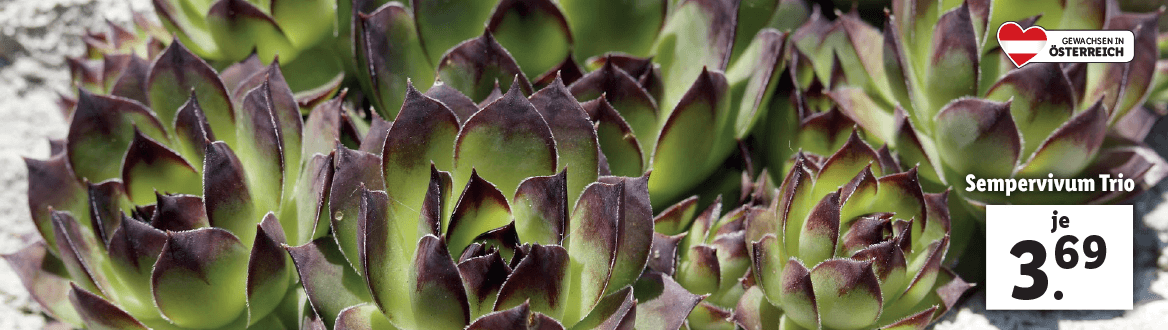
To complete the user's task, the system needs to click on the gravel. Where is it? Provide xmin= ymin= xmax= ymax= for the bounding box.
xmin=0 ymin=1 xmax=1165 ymax=329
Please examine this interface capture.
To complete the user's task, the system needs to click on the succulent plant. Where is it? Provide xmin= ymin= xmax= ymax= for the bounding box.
xmin=6 ymin=42 xmax=342 ymax=329
xmin=152 ymin=0 xmax=346 ymax=92
xmin=740 ymin=132 xmax=972 ymax=330
xmin=352 ymin=0 xmax=818 ymax=208
xmin=287 ymin=78 xmax=706 ymax=329
xmin=59 ymin=15 xmax=170 ymax=117
xmin=62 ymin=18 xmax=343 ymax=121
xmin=796 ymin=0 xmax=1167 ymax=213
xmin=647 ymin=171 xmax=776 ymax=330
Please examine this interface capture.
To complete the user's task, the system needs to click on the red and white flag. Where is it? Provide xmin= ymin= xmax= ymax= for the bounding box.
xmin=997 ymin=22 xmax=1048 ymax=67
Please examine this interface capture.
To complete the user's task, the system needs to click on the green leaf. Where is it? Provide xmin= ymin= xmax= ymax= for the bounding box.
xmin=632 ymin=272 xmax=704 ymax=330
xmin=649 ymin=68 xmax=731 ymax=206
xmin=495 ymin=244 xmax=569 ymax=320
xmin=287 ymin=238 xmax=372 ymax=329
xmin=984 ymin=63 xmax=1075 ymax=157
xmin=933 ymin=99 xmax=1021 ymax=184
xmin=151 ymin=228 xmax=248 ymax=329
xmin=335 ymin=303 xmax=397 ymax=330
xmin=203 ymin=141 xmax=258 ymax=247
xmin=529 ymin=77 xmax=601 ymax=203
xmin=2 ymin=242 xmax=83 ymax=326
xmin=246 ymin=214 xmax=293 ymax=325
xmin=410 ymin=235 xmax=472 ymax=329
xmin=513 ymin=171 xmax=568 ymax=246
xmin=68 ymin=284 xmax=148 ymax=330
xmin=436 ymin=32 xmax=533 ymax=101
xmin=447 ymin=171 xmax=514 ymax=257
xmin=147 ymin=42 xmax=235 ymax=145
xmin=328 ymin=147 xmax=386 ymax=271
xmin=809 ymin=259 xmax=883 ymax=330
xmin=487 ymin=0 xmax=573 ymax=80
xmin=412 ymin=0 xmax=497 ymax=68
xmin=105 ymin=214 xmax=167 ymax=318
xmin=653 ymin=0 xmax=738 ymax=112
xmin=581 ymin=97 xmax=645 ymax=178
xmin=453 ymin=81 xmax=557 ymax=199
xmin=357 ymin=4 xmax=435 ymax=118
xmin=381 ymin=85 xmax=460 ymax=216
xmin=67 ymin=91 xmax=168 ymax=183
xmin=205 ymin=0 xmax=295 ymax=63
xmin=25 ymin=154 xmax=89 ymax=252
xmin=1016 ymin=100 xmax=1108 ymax=178
xmin=121 ymin=130 xmax=201 ymax=205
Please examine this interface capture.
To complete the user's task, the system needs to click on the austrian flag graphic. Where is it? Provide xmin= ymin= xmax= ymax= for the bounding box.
xmin=997 ymin=22 xmax=1047 ymax=67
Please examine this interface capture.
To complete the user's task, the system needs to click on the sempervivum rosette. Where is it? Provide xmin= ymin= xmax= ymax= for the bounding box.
xmin=5 ymin=42 xmax=344 ymax=329
xmin=350 ymin=0 xmax=811 ymax=208
xmin=59 ymin=16 xmax=169 ymax=116
xmin=809 ymin=0 xmax=1167 ymax=212
xmin=740 ymin=132 xmax=972 ymax=330
xmin=152 ymin=0 xmax=346 ymax=92
xmin=648 ymin=172 xmax=777 ymax=330
xmin=286 ymin=79 xmax=705 ymax=329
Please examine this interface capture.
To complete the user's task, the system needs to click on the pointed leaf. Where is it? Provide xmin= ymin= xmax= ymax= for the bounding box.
xmin=448 ymin=171 xmax=514 ymax=258
xmin=596 ymin=175 xmax=653 ymax=291
xmin=581 ymin=96 xmax=645 ymax=177
xmin=933 ymin=99 xmax=1021 ymax=182
xmin=151 ymin=228 xmax=248 ymax=329
xmin=513 ymin=171 xmax=568 ymax=245
xmin=246 ymin=213 xmax=293 ymax=324
xmin=106 ymin=215 xmax=167 ymax=317
xmin=923 ymin=2 xmax=979 ymax=115
xmin=454 ymin=81 xmax=557 ymax=199
xmin=569 ymin=62 xmax=659 ymax=165
xmin=1017 ymin=100 xmax=1109 ymax=177
xmin=410 ymin=235 xmax=472 ymax=328
xmin=487 ymin=0 xmax=573 ymax=80
xmin=287 ymin=238 xmax=373 ymax=328
xmin=68 ymin=284 xmax=148 ymax=330
xmin=654 ymin=0 xmax=738 ymax=111
xmin=147 ymin=42 xmax=235 ymax=144
xmin=25 ymin=154 xmax=88 ymax=251
xmin=236 ymin=81 xmax=286 ymax=211
xmin=382 ymin=85 xmax=460 ymax=214
xmin=458 ymin=250 xmax=513 ymax=319
xmin=172 ymin=93 xmax=215 ymax=167
xmin=436 ymin=32 xmax=533 ymax=101
xmin=650 ymin=68 xmax=731 ymax=205
xmin=122 ymin=130 xmax=201 ymax=205
xmin=495 ymin=244 xmax=569 ymax=319
xmin=2 ymin=242 xmax=83 ymax=326
xmin=358 ymin=3 xmax=435 ymax=118
xmin=529 ymin=77 xmax=601 ymax=203
xmin=778 ymin=259 xmax=818 ymax=330
xmin=203 ymin=141 xmax=257 ymax=245
xmin=67 ymin=91 xmax=167 ymax=182
xmin=469 ymin=301 xmax=566 ymax=330
xmin=632 ymin=272 xmax=704 ymax=330
xmin=335 ymin=304 xmax=396 ymax=330
xmin=425 ymin=82 xmax=480 ymax=124
xmin=292 ymin=153 xmax=334 ymax=245
xmin=652 ymin=196 xmax=699 ymax=235
xmin=329 ymin=147 xmax=386 ymax=270
xmin=985 ymin=62 xmax=1076 ymax=157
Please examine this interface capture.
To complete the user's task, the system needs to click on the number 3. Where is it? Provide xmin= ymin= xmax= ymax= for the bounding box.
xmin=1011 ymin=240 xmax=1048 ymax=300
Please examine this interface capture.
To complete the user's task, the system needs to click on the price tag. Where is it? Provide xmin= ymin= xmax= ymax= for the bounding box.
xmin=986 ymin=205 xmax=1133 ymax=310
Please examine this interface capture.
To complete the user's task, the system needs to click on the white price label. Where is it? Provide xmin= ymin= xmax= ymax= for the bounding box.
xmin=986 ymin=205 xmax=1133 ymax=310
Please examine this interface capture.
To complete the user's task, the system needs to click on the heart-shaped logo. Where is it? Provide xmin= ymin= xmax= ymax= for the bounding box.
xmin=997 ymin=22 xmax=1048 ymax=67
